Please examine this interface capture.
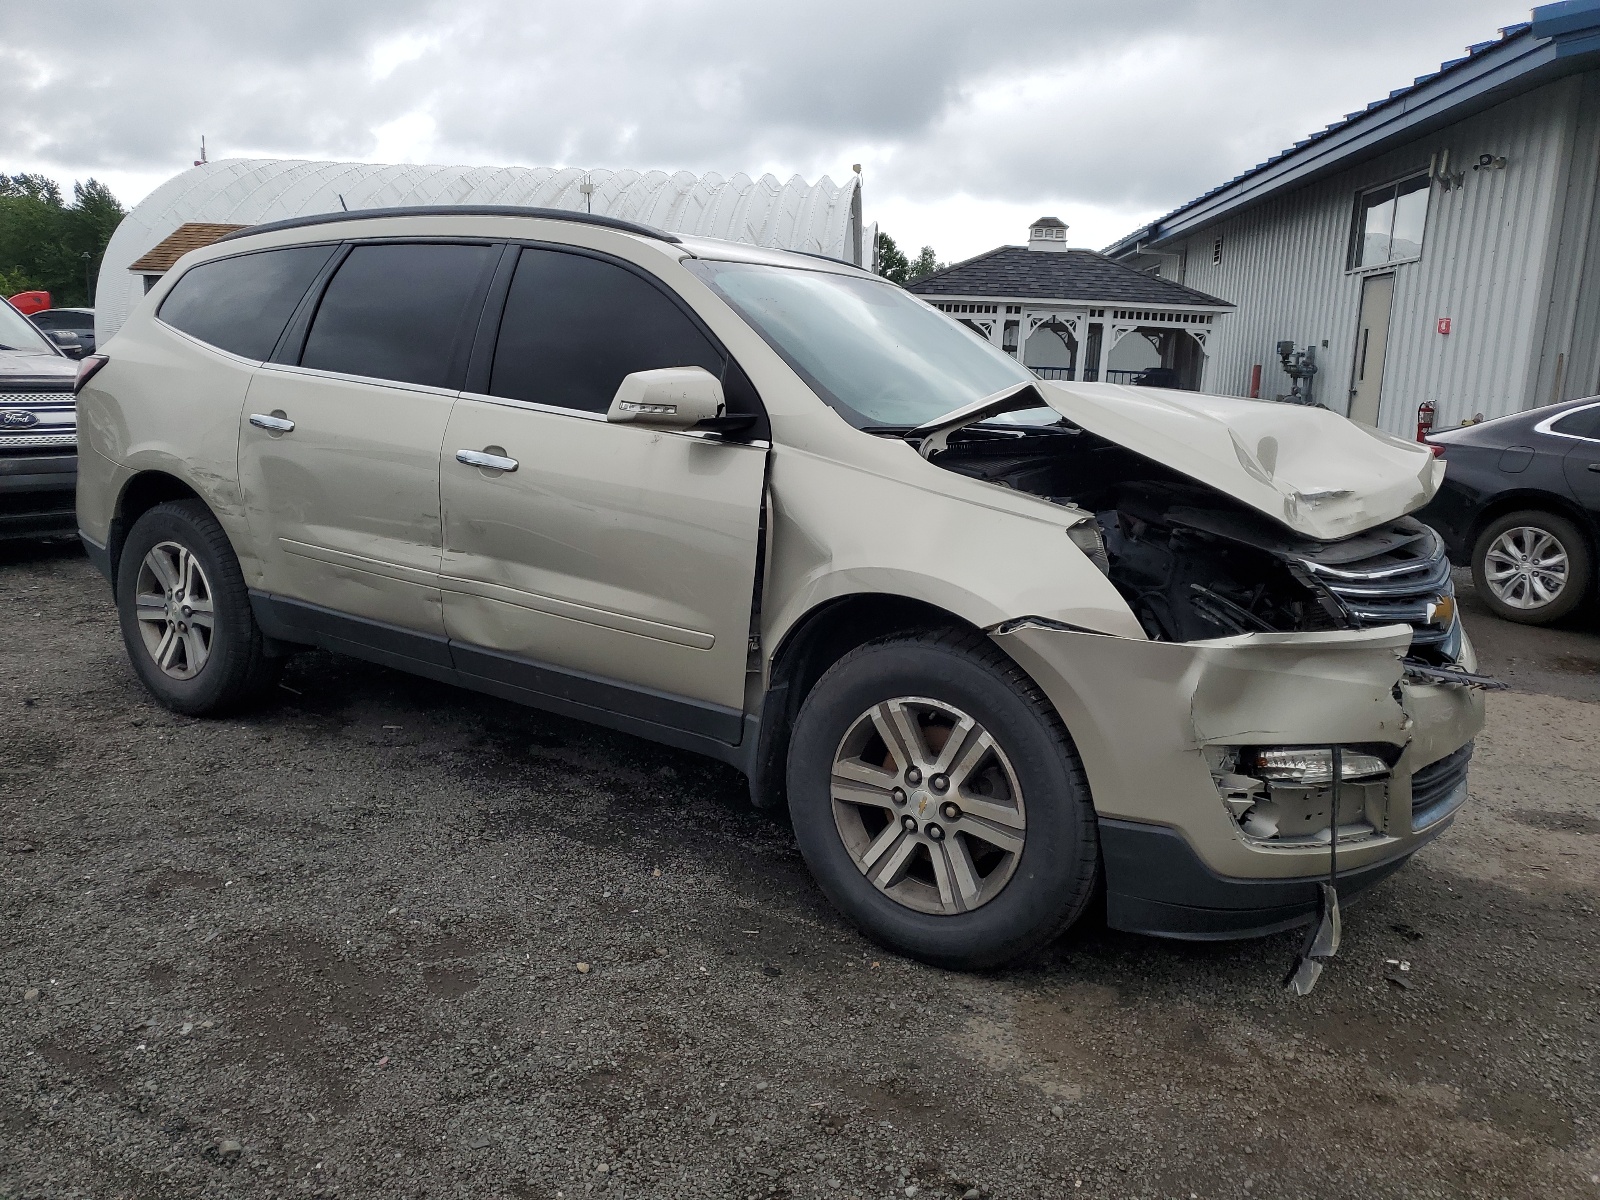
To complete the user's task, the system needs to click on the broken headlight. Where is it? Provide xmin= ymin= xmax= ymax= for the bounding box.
xmin=1207 ymin=746 xmax=1392 ymax=844
xmin=1247 ymin=748 xmax=1390 ymax=785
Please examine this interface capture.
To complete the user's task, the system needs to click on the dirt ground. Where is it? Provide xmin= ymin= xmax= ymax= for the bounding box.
xmin=2 ymin=541 xmax=1597 ymax=1200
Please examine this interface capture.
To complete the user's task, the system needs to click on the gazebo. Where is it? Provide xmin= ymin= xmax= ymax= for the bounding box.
xmin=908 ymin=217 xmax=1233 ymax=390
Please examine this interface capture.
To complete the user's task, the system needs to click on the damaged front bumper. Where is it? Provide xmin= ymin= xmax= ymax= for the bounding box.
xmin=991 ymin=620 xmax=1485 ymax=940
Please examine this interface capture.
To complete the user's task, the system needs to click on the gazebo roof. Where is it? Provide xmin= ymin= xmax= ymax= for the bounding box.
xmin=908 ymin=245 xmax=1230 ymax=308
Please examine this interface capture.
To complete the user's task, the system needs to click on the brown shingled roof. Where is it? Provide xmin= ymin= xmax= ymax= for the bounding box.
xmin=126 ymin=223 xmax=249 ymax=274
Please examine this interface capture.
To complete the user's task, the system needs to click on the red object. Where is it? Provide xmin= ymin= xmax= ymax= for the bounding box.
xmin=8 ymin=291 xmax=50 ymax=316
xmin=1436 ymin=317 xmax=1451 ymax=335
xmin=1248 ymin=364 xmax=1262 ymax=399
xmin=1416 ymin=400 xmax=1436 ymax=442
xmin=1426 ymin=442 xmax=1446 ymax=457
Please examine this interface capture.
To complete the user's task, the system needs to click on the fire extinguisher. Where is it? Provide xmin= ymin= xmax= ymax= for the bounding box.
xmin=1416 ymin=400 xmax=1436 ymax=442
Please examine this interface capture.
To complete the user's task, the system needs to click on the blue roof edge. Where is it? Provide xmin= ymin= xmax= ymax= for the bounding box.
xmin=1104 ymin=2 xmax=1600 ymax=257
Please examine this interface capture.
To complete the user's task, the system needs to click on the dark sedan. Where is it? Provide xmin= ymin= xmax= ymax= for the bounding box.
xmin=1419 ymin=396 xmax=1600 ymax=625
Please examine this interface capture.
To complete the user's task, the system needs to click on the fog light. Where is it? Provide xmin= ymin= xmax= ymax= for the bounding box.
xmin=1249 ymin=748 xmax=1389 ymax=785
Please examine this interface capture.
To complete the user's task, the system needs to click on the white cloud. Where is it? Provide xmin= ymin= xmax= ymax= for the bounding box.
xmin=370 ymin=112 xmax=440 ymax=164
xmin=0 ymin=0 xmax=1533 ymax=256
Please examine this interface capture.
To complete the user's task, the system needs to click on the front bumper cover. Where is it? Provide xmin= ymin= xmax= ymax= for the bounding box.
xmin=991 ymin=620 xmax=1486 ymax=932
xmin=0 ymin=452 xmax=77 ymax=539
xmin=1098 ymin=816 xmax=1436 ymax=940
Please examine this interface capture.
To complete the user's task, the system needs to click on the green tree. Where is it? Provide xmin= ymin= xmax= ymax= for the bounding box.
xmin=876 ymin=231 xmax=944 ymax=286
xmin=876 ymin=231 xmax=911 ymax=284
xmin=0 ymin=173 xmax=126 ymax=307
xmin=907 ymin=245 xmax=945 ymax=282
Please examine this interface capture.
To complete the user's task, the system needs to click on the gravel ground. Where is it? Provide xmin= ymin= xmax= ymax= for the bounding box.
xmin=2 ymin=540 xmax=1597 ymax=1200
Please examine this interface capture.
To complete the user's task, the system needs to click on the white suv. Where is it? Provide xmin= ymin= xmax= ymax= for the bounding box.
xmin=75 ymin=206 xmax=1485 ymax=969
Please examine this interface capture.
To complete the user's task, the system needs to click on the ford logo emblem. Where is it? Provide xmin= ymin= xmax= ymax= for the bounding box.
xmin=0 ymin=409 xmax=39 ymax=429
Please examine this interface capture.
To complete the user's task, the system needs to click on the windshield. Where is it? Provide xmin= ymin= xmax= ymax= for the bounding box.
xmin=685 ymin=258 xmax=1036 ymax=428
xmin=0 ymin=299 xmax=56 ymax=353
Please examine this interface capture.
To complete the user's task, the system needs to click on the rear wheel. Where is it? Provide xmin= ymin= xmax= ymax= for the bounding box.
xmin=1471 ymin=510 xmax=1591 ymax=625
xmin=116 ymin=500 xmax=283 ymax=714
xmin=787 ymin=629 xmax=1098 ymax=970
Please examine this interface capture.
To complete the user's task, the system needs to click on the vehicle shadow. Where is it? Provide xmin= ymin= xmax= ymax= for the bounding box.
xmin=0 ymin=535 xmax=85 ymax=569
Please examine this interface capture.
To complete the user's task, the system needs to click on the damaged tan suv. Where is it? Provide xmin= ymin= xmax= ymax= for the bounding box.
xmin=76 ymin=206 xmax=1486 ymax=969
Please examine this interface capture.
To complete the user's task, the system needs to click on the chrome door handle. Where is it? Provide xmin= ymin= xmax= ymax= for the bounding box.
xmin=249 ymin=413 xmax=295 ymax=432
xmin=456 ymin=448 xmax=518 ymax=472
xmin=1587 ymin=462 xmax=1600 ymax=473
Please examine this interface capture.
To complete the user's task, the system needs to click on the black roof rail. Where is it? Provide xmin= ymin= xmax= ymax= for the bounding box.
xmin=215 ymin=205 xmax=682 ymax=245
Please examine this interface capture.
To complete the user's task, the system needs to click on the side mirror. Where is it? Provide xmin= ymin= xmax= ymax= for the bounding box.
xmin=606 ymin=367 xmax=724 ymax=429
xmin=45 ymin=329 xmax=85 ymax=358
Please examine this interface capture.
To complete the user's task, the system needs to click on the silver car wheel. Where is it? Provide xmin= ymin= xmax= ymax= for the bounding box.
xmin=830 ymin=696 xmax=1027 ymax=916
xmin=134 ymin=540 xmax=216 ymax=680
xmin=1483 ymin=525 xmax=1570 ymax=610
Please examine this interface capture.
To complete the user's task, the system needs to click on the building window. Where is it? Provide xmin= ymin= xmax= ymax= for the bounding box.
xmin=1351 ymin=174 xmax=1430 ymax=269
xmin=1212 ymin=237 xmax=1223 ymax=265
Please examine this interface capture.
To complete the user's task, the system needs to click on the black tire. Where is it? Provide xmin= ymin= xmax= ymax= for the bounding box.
xmin=786 ymin=628 xmax=1098 ymax=970
xmin=1471 ymin=509 xmax=1592 ymax=625
xmin=115 ymin=500 xmax=283 ymax=715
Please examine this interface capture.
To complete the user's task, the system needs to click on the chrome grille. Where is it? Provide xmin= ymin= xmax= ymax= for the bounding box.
xmin=1295 ymin=522 xmax=1460 ymax=658
xmin=0 ymin=392 xmax=77 ymax=452
xmin=0 ymin=431 xmax=77 ymax=450
xmin=0 ymin=391 xmax=76 ymax=405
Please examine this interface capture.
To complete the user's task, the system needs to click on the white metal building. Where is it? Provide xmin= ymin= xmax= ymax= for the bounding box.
xmin=97 ymin=158 xmax=867 ymax=343
xmin=1105 ymin=0 xmax=1600 ymax=436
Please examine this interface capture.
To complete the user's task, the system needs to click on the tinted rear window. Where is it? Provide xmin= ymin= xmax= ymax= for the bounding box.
xmin=159 ymin=246 xmax=335 ymax=359
xmin=32 ymin=311 xmax=94 ymax=332
xmin=301 ymin=242 xmax=495 ymax=389
xmin=1550 ymin=405 xmax=1600 ymax=439
xmin=489 ymin=247 xmax=724 ymax=413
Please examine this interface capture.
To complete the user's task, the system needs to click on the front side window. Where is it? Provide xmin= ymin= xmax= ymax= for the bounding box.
xmin=159 ymin=245 xmax=336 ymax=360
xmin=1351 ymin=174 xmax=1430 ymax=269
xmin=301 ymin=242 xmax=496 ymax=389
xmin=685 ymin=258 xmax=1034 ymax=429
xmin=489 ymin=247 xmax=726 ymax=414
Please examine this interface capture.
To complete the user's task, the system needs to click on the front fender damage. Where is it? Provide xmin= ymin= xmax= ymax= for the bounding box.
xmin=989 ymin=619 xmax=1484 ymax=882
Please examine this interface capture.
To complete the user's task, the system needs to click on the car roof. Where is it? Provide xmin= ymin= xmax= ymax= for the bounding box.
xmin=674 ymin=234 xmax=874 ymax=277
xmin=205 ymin=204 xmax=872 ymax=278
xmin=215 ymin=204 xmax=683 ymax=246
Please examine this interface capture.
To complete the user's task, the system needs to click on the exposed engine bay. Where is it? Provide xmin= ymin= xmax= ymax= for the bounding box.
xmin=924 ymin=423 xmax=1463 ymax=665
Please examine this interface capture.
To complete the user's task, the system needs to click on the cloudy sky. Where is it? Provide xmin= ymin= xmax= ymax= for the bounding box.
xmin=3 ymin=0 xmax=1531 ymax=261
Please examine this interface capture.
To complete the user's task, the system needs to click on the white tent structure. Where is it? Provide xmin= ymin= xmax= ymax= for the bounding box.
xmin=97 ymin=158 xmax=869 ymax=342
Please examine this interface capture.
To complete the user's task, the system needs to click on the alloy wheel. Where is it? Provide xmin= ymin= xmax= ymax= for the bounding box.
xmin=1483 ymin=525 xmax=1569 ymax=610
xmin=830 ymin=696 xmax=1027 ymax=916
xmin=133 ymin=540 xmax=216 ymax=679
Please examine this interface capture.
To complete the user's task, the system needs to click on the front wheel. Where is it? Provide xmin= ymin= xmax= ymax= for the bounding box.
xmin=1471 ymin=510 xmax=1591 ymax=625
xmin=786 ymin=629 xmax=1098 ymax=970
xmin=115 ymin=500 xmax=283 ymax=715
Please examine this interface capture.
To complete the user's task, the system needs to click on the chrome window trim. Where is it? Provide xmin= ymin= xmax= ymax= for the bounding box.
xmin=254 ymin=360 xmax=462 ymax=399
xmin=1532 ymin=399 xmax=1600 ymax=443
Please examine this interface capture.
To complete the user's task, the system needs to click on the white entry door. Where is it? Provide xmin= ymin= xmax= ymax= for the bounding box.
xmin=1348 ymin=273 xmax=1394 ymax=425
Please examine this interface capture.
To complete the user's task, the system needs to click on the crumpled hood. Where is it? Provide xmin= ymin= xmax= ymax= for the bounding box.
xmin=913 ymin=381 xmax=1444 ymax=541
